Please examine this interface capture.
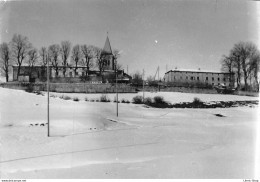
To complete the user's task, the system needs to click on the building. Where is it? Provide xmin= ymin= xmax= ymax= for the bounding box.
xmin=164 ymin=68 xmax=235 ymax=88
xmin=12 ymin=36 xmax=132 ymax=83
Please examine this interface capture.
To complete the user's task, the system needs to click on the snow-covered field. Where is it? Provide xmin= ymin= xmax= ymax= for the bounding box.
xmin=48 ymin=91 xmax=258 ymax=103
xmin=0 ymin=87 xmax=259 ymax=178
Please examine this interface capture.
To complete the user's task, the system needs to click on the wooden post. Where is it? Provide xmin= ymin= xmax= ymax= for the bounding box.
xmin=47 ymin=57 xmax=50 ymax=137
xmin=143 ymin=69 xmax=145 ymax=103
xmin=116 ymin=60 xmax=118 ymax=117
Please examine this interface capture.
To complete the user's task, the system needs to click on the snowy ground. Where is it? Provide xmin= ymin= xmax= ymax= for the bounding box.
xmin=48 ymin=91 xmax=258 ymax=103
xmin=0 ymin=87 xmax=259 ymax=178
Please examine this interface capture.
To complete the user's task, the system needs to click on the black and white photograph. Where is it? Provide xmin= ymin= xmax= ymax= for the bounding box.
xmin=0 ymin=0 xmax=259 ymax=180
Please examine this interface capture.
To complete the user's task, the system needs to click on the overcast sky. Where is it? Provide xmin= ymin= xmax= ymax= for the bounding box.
xmin=0 ymin=0 xmax=259 ymax=78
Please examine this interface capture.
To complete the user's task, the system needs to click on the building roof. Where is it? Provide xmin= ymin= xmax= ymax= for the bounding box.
xmin=101 ymin=36 xmax=113 ymax=56
xmin=165 ymin=68 xmax=232 ymax=74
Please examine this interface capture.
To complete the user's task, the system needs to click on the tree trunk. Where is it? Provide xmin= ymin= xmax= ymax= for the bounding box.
xmin=17 ymin=65 xmax=21 ymax=80
xmin=55 ymin=68 xmax=59 ymax=77
xmin=254 ymin=75 xmax=259 ymax=92
xmin=5 ymin=73 xmax=9 ymax=82
xmin=86 ymin=66 xmax=89 ymax=76
xmin=74 ymin=68 xmax=78 ymax=77
xmin=243 ymin=68 xmax=248 ymax=91
xmin=63 ymin=67 xmax=66 ymax=77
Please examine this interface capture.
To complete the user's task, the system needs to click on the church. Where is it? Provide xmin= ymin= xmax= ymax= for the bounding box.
xmin=12 ymin=36 xmax=132 ymax=84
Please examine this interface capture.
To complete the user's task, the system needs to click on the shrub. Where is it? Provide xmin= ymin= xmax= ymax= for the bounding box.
xmin=90 ymin=99 xmax=95 ymax=102
xmin=192 ymin=97 xmax=204 ymax=108
xmin=100 ymin=94 xmax=110 ymax=102
xmin=73 ymin=97 xmax=79 ymax=101
xmin=25 ymin=85 xmax=34 ymax=93
xmin=34 ymin=90 xmax=42 ymax=95
xmin=59 ymin=95 xmax=71 ymax=100
xmin=143 ymin=96 xmax=169 ymax=108
xmin=121 ymin=99 xmax=126 ymax=103
xmin=85 ymin=97 xmax=88 ymax=101
xmin=144 ymin=97 xmax=152 ymax=105
xmin=193 ymin=97 xmax=203 ymax=105
xmin=125 ymin=100 xmax=130 ymax=104
xmin=113 ymin=96 xmax=119 ymax=103
xmin=153 ymin=96 xmax=165 ymax=104
xmin=132 ymin=95 xmax=143 ymax=104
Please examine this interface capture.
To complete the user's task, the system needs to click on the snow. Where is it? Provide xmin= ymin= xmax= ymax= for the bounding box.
xmin=0 ymin=87 xmax=259 ymax=178
xmin=47 ymin=91 xmax=258 ymax=104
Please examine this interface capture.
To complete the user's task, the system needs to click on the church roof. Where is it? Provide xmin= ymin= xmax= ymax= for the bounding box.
xmin=101 ymin=36 xmax=113 ymax=56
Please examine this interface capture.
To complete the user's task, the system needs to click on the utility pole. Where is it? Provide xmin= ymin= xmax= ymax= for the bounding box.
xmin=116 ymin=59 xmax=118 ymax=117
xmin=142 ymin=69 xmax=145 ymax=103
xmin=47 ymin=55 xmax=50 ymax=137
xmin=158 ymin=66 xmax=160 ymax=81
xmin=158 ymin=66 xmax=160 ymax=92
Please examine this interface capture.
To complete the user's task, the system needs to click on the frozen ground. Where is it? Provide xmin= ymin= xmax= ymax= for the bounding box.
xmin=0 ymin=87 xmax=259 ymax=178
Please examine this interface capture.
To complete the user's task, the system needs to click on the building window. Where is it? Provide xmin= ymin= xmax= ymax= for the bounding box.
xmin=186 ymin=76 xmax=188 ymax=80
xmin=223 ymin=78 xmax=226 ymax=82
xmin=206 ymin=77 xmax=208 ymax=81
xmin=212 ymin=77 xmax=214 ymax=81
xmin=69 ymin=72 xmax=72 ymax=77
xmin=218 ymin=78 xmax=220 ymax=81
xmin=180 ymin=76 xmax=182 ymax=79
xmin=191 ymin=76 xmax=193 ymax=80
xmin=197 ymin=77 xmax=199 ymax=80
xmin=75 ymin=71 xmax=78 ymax=76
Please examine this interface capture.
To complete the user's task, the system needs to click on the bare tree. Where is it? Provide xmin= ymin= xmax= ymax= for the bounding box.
xmin=81 ymin=45 xmax=94 ymax=76
xmin=147 ymin=75 xmax=155 ymax=85
xmin=39 ymin=47 xmax=48 ymax=67
xmin=229 ymin=49 xmax=242 ymax=89
xmin=27 ymin=48 xmax=38 ymax=78
xmin=60 ymin=41 xmax=71 ymax=77
xmin=0 ymin=42 xmax=11 ymax=82
xmin=131 ymin=71 xmax=143 ymax=86
xmin=113 ymin=49 xmax=121 ymax=70
xmin=231 ymin=42 xmax=258 ymax=90
xmin=48 ymin=44 xmax=60 ymax=77
xmin=11 ymin=34 xmax=32 ymax=79
xmin=94 ymin=47 xmax=105 ymax=76
xmin=116 ymin=63 xmax=123 ymax=70
xmin=220 ymin=55 xmax=234 ymax=84
xmin=71 ymin=44 xmax=82 ymax=75
xmin=249 ymin=53 xmax=260 ymax=91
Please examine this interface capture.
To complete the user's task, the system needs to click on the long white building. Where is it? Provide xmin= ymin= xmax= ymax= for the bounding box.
xmin=164 ymin=68 xmax=235 ymax=87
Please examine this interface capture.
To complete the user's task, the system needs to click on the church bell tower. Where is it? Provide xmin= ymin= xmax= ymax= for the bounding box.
xmin=101 ymin=35 xmax=115 ymax=70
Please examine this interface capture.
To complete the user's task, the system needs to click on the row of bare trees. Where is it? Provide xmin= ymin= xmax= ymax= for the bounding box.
xmin=221 ymin=41 xmax=260 ymax=91
xmin=0 ymin=34 xmax=121 ymax=82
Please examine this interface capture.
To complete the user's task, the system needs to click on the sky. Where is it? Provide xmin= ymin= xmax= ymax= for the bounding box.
xmin=0 ymin=0 xmax=259 ymax=79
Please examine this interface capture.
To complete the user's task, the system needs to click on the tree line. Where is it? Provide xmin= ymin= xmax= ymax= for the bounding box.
xmin=221 ymin=41 xmax=260 ymax=91
xmin=0 ymin=34 xmax=121 ymax=82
